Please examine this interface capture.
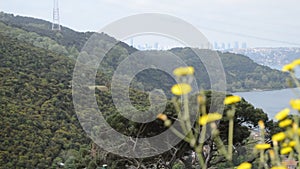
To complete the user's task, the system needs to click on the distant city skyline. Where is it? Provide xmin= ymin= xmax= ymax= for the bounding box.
xmin=1 ymin=0 xmax=300 ymax=48
xmin=126 ymin=37 xmax=248 ymax=51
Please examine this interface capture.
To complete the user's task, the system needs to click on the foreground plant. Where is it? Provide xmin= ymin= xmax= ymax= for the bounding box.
xmin=157 ymin=58 xmax=300 ymax=169
xmin=157 ymin=66 xmax=241 ymax=169
xmin=237 ymin=59 xmax=300 ymax=169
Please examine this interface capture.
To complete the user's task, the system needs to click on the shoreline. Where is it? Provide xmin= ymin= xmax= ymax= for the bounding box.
xmin=231 ymin=87 xmax=296 ymax=93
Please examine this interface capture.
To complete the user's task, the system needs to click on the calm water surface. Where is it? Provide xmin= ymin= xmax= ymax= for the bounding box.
xmin=234 ymin=88 xmax=300 ymax=119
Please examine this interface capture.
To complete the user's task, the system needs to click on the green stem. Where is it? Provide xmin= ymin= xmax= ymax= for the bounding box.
xmin=214 ymin=135 xmax=228 ymax=159
xmin=291 ymin=72 xmax=300 ymax=88
xmin=199 ymin=125 xmax=207 ymax=146
xmin=183 ymin=93 xmax=196 ymax=146
xmin=228 ymin=109 xmax=235 ymax=161
xmin=273 ymin=141 xmax=281 ymax=166
xmin=172 ymin=98 xmax=188 ymax=135
xmin=169 ymin=126 xmax=191 ymax=143
xmin=293 ymin=116 xmax=300 ymax=169
xmin=258 ymin=150 xmax=264 ymax=169
xmin=263 ymin=153 xmax=269 ymax=169
xmin=183 ymin=94 xmax=192 ymax=132
xmin=195 ymin=148 xmax=206 ymax=169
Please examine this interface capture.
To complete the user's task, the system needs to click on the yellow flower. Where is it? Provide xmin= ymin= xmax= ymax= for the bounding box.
xmin=289 ymin=141 xmax=296 ymax=147
xmin=275 ymin=108 xmax=290 ymax=121
xmin=173 ymin=66 xmax=195 ymax=76
xmin=278 ymin=119 xmax=293 ymax=128
xmin=157 ymin=113 xmax=167 ymax=121
xmin=171 ymin=83 xmax=192 ymax=96
xmin=272 ymin=132 xmax=286 ymax=142
xmin=282 ymin=142 xmax=288 ymax=147
xmin=271 ymin=166 xmax=287 ymax=169
xmin=197 ymin=95 xmax=206 ymax=104
xmin=290 ymin=99 xmax=300 ymax=110
xmin=280 ymin=146 xmax=293 ymax=155
xmin=282 ymin=63 xmax=296 ymax=72
xmin=236 ymin=162 xmax=252 ymax=169
xmin=255 ymin=143 xmax=271 ymax=150
xmin=199 ymin=113 xmax=222 ymax=125
xmin=164 ymin=119 xmax=172 ymax=127
xmin=224 ymin=95 xmax=241 ymax=105
xmin=292 ymin=59 xmax=300 ymax=65
xmin=269 ymin=150 xmax=275 ymax=159
xmin=258 ymin=120 xmax=265 ymax=129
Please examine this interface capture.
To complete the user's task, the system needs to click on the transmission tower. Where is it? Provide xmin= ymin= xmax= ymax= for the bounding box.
xmin=52 ymin=0 xmax=61 ymax=31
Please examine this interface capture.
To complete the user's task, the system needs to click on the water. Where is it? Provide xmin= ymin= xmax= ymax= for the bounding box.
xmin=234 ymin=88 xmax=300 ymax=120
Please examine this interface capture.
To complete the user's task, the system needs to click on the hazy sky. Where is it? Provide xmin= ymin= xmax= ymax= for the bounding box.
xmin=1 ymin=0 xmax=300 ymax=48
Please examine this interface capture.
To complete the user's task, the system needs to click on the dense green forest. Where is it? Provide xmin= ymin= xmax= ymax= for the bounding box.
xmin=0 ymin=12 xmax=290 ymax=92
xmin=170 ymin=48 xmax=289 ymax=92
xmin=0 ymin=12 xmax=288 ymax=168
xmin=0 ymin=33 xmax=87 ymax=168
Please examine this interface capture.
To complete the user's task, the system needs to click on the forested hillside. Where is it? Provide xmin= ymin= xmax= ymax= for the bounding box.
xmin=132 ymin=48 xmax=290 ymax=94
xmin=0 ymin=12 xmax=290 ymax=92
xmin=0 ymin=32 xmax=168 ymax=168
xmin=0 ymin=12 xmax=290 ymax=168
xmin=0 ymin=33 xmax=89 ymax=167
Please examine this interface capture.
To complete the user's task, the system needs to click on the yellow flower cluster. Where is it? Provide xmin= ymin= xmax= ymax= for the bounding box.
xmin=171 ymin=83 xmax=192 ymax=96
xmin=171 ymin=66 xmax=195 ymax=96
xmin=275 ymin=108 xmax=290 ymax=121
xmin=280 ymin=146 xmax=293 ymax=155
xmin=171 ymin=66 xmax=194 ymax=96
xmin=224 ymin=95 xmax=241 ymax=105
xmin=169 ymin=62 xmax=300 ymax=169
xmin=236 ymin=162 xmax=252 ymax=169
xmin=272 ymin=132 xmax=286 ymax=142
xmin=197 ymin=95 xmax=205 ymax=104
xmin=173 ymin=66 xmax=195 ymax=76
xmin=255 ymin=143 xmax=271 ymax=150
xmin=157 ymin=113 xmax=167 ymax=121
xmin=198 ymin=113 xmax=222 ymax=125
xmin=156 ymin=113 xmax=172 ymax=127
xmin=282 ymin=59 xmax=300 ymax=72
xmin=271 ymin=166 xmax=287 ymax=169
xmin=275 ymin=108 xmax=293 ymax=129
xmin=289 ymin=140 xmax=296 ymax=147
xmin=278 ymin=119 xmax=292 ymax=128
xmin=290 ymin=99 xmax=300 ymax=111
xmin=258 ymin=120 xmax=265 ymax=129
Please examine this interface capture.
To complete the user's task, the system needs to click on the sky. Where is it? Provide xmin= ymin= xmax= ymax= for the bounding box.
xmin=1 ymin=0 xmax=300 ymax=48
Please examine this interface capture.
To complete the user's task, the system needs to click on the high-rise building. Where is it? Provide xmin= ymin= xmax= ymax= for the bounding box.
xmin=242 ymin=42 xmax=247 ymax=49
xmin=234 ymin=41 xmax=239 ymax=49
xmin=154 ymin=42 xmax=159 ymax=50
xmin=214 ymin=42 xmax=219 ymax=49
xmin=130 ymin=38 xmax=134 ymax=47
xmin=221 ymin=43 xmax=225 ymax=49
xmin=227 ymin=43 xmax=231 ymax=49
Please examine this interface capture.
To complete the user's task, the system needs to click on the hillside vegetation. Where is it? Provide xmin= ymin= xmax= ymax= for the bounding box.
xmin=0 ymin=12 xmax=290 ymax=168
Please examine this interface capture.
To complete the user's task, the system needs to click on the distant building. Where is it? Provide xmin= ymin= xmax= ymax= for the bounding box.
xmin=227 ymin=43 xmax=231 ymax=49
xmin=242 ymin=42 xmax=247 ymax=49
xmin=130 ymin=38 xmax=133 ymax=47
xmin=221 ymin=43 xmax=226 ymax=49
xmin=234 ymin=41 xmax=239 ymax=49
xmin=154 ymin=42 xmax=159 ymax=50
xmin=214 ymin=42 xmax=219 ymax=49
